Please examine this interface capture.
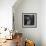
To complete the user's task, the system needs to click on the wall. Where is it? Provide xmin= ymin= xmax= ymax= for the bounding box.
xmin=13 ymin=0 xmax=42 ymax=46
xmin=0 ymin=0 xmax=16 ymax=30
xmin=41 ymin=0 xmax=46 ymax=46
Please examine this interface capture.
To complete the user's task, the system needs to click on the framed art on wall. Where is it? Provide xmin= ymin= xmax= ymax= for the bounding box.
xmin=22 ymin=13 xmax=37 ymax=28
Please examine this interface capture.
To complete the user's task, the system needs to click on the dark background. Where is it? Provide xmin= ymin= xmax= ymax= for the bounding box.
xmin=24 ymin=15 xmax=34 ymax=25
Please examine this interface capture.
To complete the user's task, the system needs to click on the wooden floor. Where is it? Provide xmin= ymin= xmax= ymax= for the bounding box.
xmin=0 ymin=39 xmax=16 ymax=46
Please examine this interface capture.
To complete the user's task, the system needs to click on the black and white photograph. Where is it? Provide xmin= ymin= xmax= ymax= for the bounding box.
xmin=22 ymin=13 xmax=37 ymax=28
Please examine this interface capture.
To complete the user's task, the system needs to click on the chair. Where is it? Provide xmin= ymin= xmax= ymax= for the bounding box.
xmin=25 ymin=40 xmax=35 ymax=46
xmin=14 ymin=33 xmax=23 ymax=46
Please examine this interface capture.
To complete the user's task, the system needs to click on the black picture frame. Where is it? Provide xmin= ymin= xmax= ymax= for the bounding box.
xmin=22 ymin=13 xmax=37 ymax=28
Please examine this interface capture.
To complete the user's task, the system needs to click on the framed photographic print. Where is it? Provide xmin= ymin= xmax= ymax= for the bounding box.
xmin=22 ymin=13 xmax=37 ymax=28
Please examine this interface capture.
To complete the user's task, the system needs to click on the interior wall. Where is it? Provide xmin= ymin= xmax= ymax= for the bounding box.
xmin=0 ymin=0 xmax=16 ymax=30
xmin=13 ymin=0 xmax=42 ymax=46
xmin=41 ymin=0 xmax=46 ymax=46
